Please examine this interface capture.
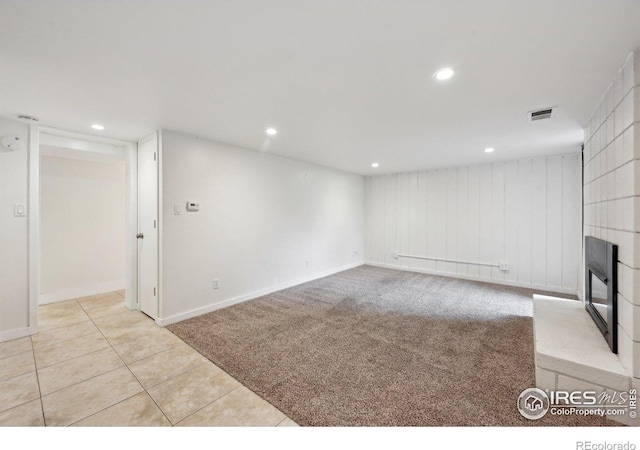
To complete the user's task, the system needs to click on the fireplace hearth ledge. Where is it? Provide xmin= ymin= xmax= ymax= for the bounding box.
xmin=533 ymin=296 xmax=636 ymax=426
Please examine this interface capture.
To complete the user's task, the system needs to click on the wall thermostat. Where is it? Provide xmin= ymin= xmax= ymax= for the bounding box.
xmin=186 ymin=201 xmax=199 ymax=212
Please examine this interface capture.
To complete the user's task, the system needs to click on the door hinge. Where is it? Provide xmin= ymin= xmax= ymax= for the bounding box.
xmin=153 ymin=152 xmax=156 ymax=161
xmin=153 ymin=219 xmax=156 ymax=229
xmin=153 ymin=287 xmax=156 ymax=296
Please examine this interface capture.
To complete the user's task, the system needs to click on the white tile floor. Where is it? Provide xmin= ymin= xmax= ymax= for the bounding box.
xmin=0 ymin=291 xmax=298 ymax=427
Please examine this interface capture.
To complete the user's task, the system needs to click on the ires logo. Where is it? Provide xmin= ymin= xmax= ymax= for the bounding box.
xmin=548 ymin=390 xmax=629 ymax=406
xmin=629 ymin=388 xmax=637 ymax=419
xmin=517 ymin=388 xmax=550 ymax=420
xmin=518 ymin=388 xmax=636 ymax=421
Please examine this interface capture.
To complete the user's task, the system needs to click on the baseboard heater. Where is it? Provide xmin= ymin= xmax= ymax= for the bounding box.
xmin=395 ymin=253 xmax=505 ymax=269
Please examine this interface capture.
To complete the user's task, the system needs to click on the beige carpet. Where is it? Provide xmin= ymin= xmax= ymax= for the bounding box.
xmin=169 ymin=265 xmax=615 ymax=426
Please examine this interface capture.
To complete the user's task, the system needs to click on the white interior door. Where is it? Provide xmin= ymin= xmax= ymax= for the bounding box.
xmin=137 ymin=133 xmax=158 ymax=319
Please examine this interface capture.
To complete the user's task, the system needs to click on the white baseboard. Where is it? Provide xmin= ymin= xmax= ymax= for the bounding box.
xmin=39 ymin=279 xmax=126 ymax=305
xmin=365 ymin=261 xmax=578 ymax=297
xmin=156 ymin=262 xmax=364 ymax=327
xmin=156 ymin=260 xmax=576 ymax=327
xmin=0 ymin=326 xmax=38 ymax=343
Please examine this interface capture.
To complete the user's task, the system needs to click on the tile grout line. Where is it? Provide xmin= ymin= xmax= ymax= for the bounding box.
xmin=29 ymin=335 xmax=46 ymax=426
xmin=166 ymin=358 xmax=291 ymax=427
xmin=111 ymin=325 xmax=189 ymax=364
xmin=141 ymin=362 xmax=213 ymax=427
xmin=276 ymin=416 xmax=290 ymax=427
xmin=0 ymin=356 xmax=39 ymax=383
xmin=32 ymin=327 xmax=99 ymax=352
xmin=114 ymin=340 xmax=182 ymax=365
xmin=31 ymin=291 xmax=287 ymax=427
xmin=0 ymin=341 xmax=33 ymax=362
xmin=38 ymin=356 xmax=128 ymax=398
xmin=35 ymin=339 xmax=112 ymax=371
xmin=120 ymin=325 xmax=254 ymax=425
xmin=75 ymin=296 xmax=158 ymax=426
xmin=36 ymin=318 xmax=93 ymax=337
xmin=134 ymin=354 xmax=210 ymax=391
xmin=141 ymin=386 xmax=174 ymax=427
xmin=37 ymin=298 xmax=93 ymax=426
xmin=584 ymin=119 xmax=637 ymax=163
xmin=37 ymin=294 xmax=145 ymax=426
xmin=21 ymin=293 xmax=138 ymax=426
xmin=114 ymin=337 xmax=226 ymax=426
xmin=78 ymin=294 xmax=179 ymax=426
xmin=36 ymin=296 xmax=105 ymax=341
xmin=173 ymin=385 xmax=243 ymax=426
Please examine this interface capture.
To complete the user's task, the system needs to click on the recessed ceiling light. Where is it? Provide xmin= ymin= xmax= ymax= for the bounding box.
xmin=371 ymin=162 xmax=379 ymax=168
xmin=265 ymin=127 xmax=277 ymax=136
xmin=433 ymin=68 xmax=454 ymax=81
xmin=484 ymin=147 xmax=495 ymax=153
xmin=91 ymin=124 xmax=105 ymax=130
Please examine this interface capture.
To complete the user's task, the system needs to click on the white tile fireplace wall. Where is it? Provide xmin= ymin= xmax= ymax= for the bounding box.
xmin=583 ymin=50 xmax=640 ymax=379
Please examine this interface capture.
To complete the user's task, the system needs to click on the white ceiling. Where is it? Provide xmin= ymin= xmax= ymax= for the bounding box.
xmin=1 ymin=1 xmax=640 ymax=175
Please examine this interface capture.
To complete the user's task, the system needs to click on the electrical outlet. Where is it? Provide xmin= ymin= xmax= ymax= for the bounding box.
xmin=305 ymin=260 xmax=310 ymax=269
xmin=392 ymin=252 xmax=399 ymax=260
xmin=353 ymin=249 xmax=358 ymax=256
xmin=213 ymin=279 xmax=219 ymax=289
xmin=499 ymin=261 xmax=509 ymax=271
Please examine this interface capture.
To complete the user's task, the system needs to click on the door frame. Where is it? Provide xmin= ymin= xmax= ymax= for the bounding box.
xmin=28 ymin=125 xmax=139 ymax=332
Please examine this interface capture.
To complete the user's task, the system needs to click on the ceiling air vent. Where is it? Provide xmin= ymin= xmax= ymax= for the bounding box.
xmin=528 ymin=107 xmax=554 ymax=122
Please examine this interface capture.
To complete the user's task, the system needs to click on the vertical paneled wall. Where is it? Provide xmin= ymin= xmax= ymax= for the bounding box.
xmin=365 ymin=154 xmax=581 ymax=293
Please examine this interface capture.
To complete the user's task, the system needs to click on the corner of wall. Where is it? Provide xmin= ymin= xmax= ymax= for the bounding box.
xmin=0 ymin=117 xmax=32 ymax=342
xmin=158 ymin=130 xmax=365 ymax=323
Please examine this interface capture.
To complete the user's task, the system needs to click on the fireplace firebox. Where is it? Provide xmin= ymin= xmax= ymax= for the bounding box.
xmin=584 ymin=236 xmax=618 ymax=353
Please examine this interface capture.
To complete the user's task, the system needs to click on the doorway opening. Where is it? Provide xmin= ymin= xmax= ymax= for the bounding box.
xmin=40 ymin=143 xmax=126 ymax=304
xmin=34 ymin=128 xmax=138 ymax=321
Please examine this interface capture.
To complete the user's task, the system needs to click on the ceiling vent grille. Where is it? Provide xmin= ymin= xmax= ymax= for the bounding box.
xmin=528 ymin=108 xmax=554 ymax=122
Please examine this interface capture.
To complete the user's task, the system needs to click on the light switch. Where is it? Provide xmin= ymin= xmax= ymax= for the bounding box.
xmin=174 ymin=204 xmax=182 ymax=215
xmin=14 ymin=203 xmax=26 ymax=217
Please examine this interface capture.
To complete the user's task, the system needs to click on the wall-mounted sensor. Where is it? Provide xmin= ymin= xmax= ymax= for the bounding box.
xmin=1 ymin=136 xmax=24 ymax=152
xmin=186 ymin=201 xmax=200 ymax=212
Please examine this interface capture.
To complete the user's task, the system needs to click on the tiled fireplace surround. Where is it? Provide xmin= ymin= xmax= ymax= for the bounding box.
xmin=534 ymin=51 xmax=640 ymax=425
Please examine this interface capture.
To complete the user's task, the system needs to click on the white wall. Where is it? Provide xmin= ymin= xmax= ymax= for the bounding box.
xmin=365 ymin=154 xmax=582 ymax=294
xmin=39 ymin=155 xmax=126 ymax=303
xmin=159 ymin=130 xmax=364 ymax=324
xmin=583 ymin=51 xmax=639 ymax=378
xmin=0 ymin=118 xmax=30 ymax=340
